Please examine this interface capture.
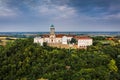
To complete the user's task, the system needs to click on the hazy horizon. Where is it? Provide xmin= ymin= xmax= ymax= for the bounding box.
xmin=0 ymin=30 xmax=120 ymax=32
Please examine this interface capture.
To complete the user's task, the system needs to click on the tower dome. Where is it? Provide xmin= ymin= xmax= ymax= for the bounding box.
xmin=50 ymin=24 xmax=54 ymax=28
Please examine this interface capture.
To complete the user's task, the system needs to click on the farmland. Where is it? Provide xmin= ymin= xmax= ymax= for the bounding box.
xmin=0 ymin=36 xmax=17 ymax=46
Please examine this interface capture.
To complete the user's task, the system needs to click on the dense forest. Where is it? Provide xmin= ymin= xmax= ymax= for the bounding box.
xmin=0 ymin=38 xmax=120 ymax=80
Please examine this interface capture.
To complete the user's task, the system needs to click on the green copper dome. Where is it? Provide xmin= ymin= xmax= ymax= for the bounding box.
xmin=50 ymin=24 xmax=54 ymax=28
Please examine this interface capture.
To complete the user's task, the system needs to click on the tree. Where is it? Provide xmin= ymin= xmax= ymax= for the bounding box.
xmin=108 ymin=59 xmax=118 ymax=72
xmin=43 ymin=42 xmax=47 ymax=47
xmin=0 ymin=38 xmax=120 ymax=80
xmin=70 ymin=38 xmax=77 ymax=44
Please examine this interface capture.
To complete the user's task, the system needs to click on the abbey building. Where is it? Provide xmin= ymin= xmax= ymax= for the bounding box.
xmin=34 ymin=25 xmax=93 ymax=49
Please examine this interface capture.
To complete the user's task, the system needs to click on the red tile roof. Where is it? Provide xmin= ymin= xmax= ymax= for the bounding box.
xmin=42 ymin=34 xmax=92 ymax=40
xmin=56 ymin=34 xmax=65 ymax=38
xmin=75 ymin=36 xmax=92 ymax=40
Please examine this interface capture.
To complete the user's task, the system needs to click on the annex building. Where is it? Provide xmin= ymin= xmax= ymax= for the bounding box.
xmin=34 ymin=25 xmax=93 ymax=49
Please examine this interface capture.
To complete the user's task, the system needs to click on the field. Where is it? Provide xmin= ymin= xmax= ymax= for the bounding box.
xmin=0 ymin=37 xmax=17 ymax=46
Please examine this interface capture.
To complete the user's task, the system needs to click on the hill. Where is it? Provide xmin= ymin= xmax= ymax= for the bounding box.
xmin=0 ymin=38 xmax=120 ymax=80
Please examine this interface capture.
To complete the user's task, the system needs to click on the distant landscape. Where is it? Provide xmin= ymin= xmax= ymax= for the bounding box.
xmin=0 ymin=31 xmax=120 ymax=46
xmin=0 ymin=31 xmax=120 ymax=37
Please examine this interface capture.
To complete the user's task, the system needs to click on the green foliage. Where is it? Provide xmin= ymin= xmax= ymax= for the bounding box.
xmin=70 ymin=38 xmax=77 ymax=44
xmin=0 ymin=38 xmax=120 ymax=80
xmin=43 ymin=42 xmax=48 ymax=47
xmin=92 ymin=36 xmax=106 ymax=40
xmin=108 ymin=59 xmax=118 ymax=72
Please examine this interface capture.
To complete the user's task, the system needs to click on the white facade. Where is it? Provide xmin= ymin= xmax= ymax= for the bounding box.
xmin=34 ymin=25 xmax=93 ymax=48
xmin=56 ymin=38 xmax=62 ymax=43
xmin=34 ymin=36 xmax=93 ymax=48
xmin=67 ymin=37 xmax=73 ymax=42
xmin=62 ymin=36 xmax=68 ymax=44
xmin=44 ymin=38 xmax=50 ymax=43
xmin=34 ymin=36 xmax=73 ymax=45
xmin=78 ymin=39 xmax=93 ymax=47
xmin=34 ymin=37 xmax=44 ymax=46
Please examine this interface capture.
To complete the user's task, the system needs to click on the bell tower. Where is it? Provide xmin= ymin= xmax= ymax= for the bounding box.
xmin=50 ymin=24 xmax=55 ymax=35
xmin=50 ymin=24 xmax=56 ymax=43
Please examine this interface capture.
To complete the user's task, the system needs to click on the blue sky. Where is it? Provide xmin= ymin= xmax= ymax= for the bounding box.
xmin=0 ymin=0 xmax=120 ymax=32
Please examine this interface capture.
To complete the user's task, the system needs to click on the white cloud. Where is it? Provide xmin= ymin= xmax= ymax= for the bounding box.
xmin=90 ymin=12 xmax=120 ymax=21
xmin=39 ymin=5 xmax=76 ymax=18
xmin=93 ymin=3 xmax=120 ymax=20
xmin=0 ymin=6 xmax=17 ymax=16
xmin=31 ymin=0 xmax=77 ymax=20
xmin=104 ymin=13 xmax=120 ymax=20
xmin=0 ymin=0 xmax=17 ymax=17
